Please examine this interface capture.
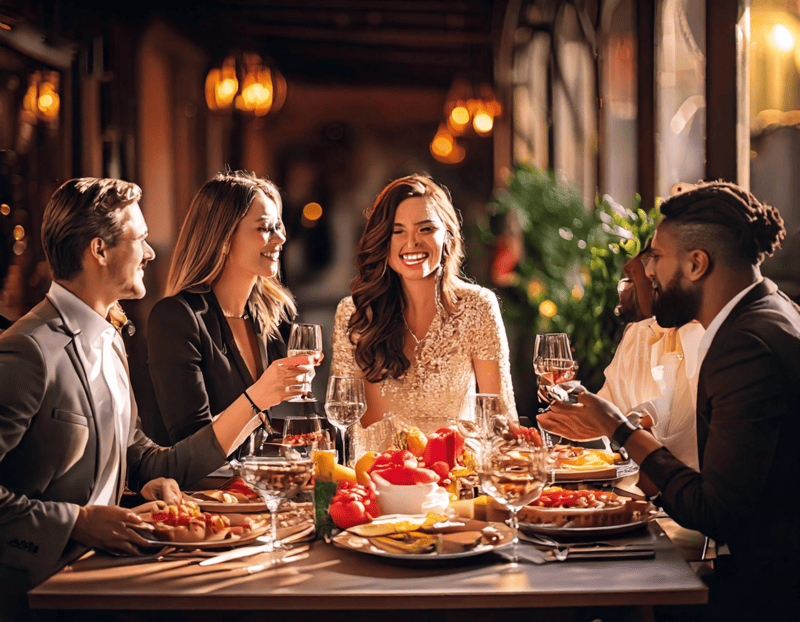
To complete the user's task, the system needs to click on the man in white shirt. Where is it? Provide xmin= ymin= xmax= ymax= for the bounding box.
xmin=598 ymin=244 xmax=705 ymax=469
xmin=541 ymin=181 xmax=799 ymax=620
xmin=0 ymin=178 xmax=315 ymax=619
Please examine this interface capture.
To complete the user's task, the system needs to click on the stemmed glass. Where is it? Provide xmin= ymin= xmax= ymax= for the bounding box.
xmin=479 ymin=436 xmax=551 ymax=566
xmin=324 ymin=376 xmax=367 ymax=466
xmin=282 ymin=415 xmax=328 ymax=458
xmin=286 ymin=323 xmax=322 ymax=402
xmin=533 ymin=333 xmax=578 ymax=405
xmin=239 ymin=445 xmax=313 ymax=553
xmin=457 ymin=393 xmax=504 ymax=459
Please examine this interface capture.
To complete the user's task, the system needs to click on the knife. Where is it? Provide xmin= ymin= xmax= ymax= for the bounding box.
xmin=199 ymin=524 xmax=314 ymax=566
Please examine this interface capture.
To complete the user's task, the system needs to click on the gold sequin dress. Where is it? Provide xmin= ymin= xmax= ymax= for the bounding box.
xmin=332 ymin=283 xmax=518 ymax=455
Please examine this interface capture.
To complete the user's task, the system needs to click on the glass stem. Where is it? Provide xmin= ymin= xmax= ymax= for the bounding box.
xmin=267 ymin=499 xmax=281 ymax=550
xmin=509 ymin=508 xmax=520 ymax=564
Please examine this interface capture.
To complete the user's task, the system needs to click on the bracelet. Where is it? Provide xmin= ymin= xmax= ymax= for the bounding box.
xmin=612 ymin=418 xmax=643 ymax=447
xmin=244 ymin=389 xmax=272 ymax=429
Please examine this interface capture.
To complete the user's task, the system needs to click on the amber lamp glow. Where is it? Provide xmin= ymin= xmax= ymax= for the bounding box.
xmin=205 ymin=52 xmax=286 ymax=117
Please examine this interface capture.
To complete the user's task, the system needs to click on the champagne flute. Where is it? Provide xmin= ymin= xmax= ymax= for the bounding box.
xmin=479 ymin=436 xmax=550 ymax=566
xmin=240 ymin=445 xmax=313 ymax=553
xmin=533 ymin=333 xmax=578 ymax=405
xmin=324 ymin=376 xmax=367 ymax=466
xmin=286 ymin=323 xmax=322 ymax=402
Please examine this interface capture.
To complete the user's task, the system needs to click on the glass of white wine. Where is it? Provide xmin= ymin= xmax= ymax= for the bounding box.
xmin=479 ymin=436 xmax=551 ymax=566
xmin=533 ymin=332 xmax=578 ymax=405
xmin=457 ymin=393 xmax=503 ymax=457
xmin=286 ymin=323 xmax=322 ymax=402
xmin=324 ymin=376 xmax=367 ymax=466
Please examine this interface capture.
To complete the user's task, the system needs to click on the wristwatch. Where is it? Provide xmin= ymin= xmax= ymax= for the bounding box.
xmin=612 ymin=417 xmax=643 ymax=447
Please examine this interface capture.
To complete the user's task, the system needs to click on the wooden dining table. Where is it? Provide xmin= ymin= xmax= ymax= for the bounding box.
xmin=29 ymin=518 xmax=707 ymax=622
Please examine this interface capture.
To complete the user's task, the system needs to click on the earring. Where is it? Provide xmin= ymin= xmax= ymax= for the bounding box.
xmin=380 ymin=259 xmax=388 ymax=278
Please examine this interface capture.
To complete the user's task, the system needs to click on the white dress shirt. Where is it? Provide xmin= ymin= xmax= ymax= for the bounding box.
xmin=48 ymin=283 xmax=132 ymax=506
xmin=599 ymin=317 xmax=705 ymax=469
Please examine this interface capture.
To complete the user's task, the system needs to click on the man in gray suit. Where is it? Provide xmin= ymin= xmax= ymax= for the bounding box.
xmin=0 ymin=178 xmax=313 ymax=619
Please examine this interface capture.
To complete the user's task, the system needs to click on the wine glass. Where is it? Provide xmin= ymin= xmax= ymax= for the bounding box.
xmin=479 ymin=436 xmax=551 ymax=566
xmin=282 ymin=415 xmax=329 ymax=458
xmin=286 ymin=323 xmax=322 ymax=402
xmin=324 ymin=376 xmax=367 ymax=466
xmin=457 ymin=393 xmax=503 ymax=457
xmin=240 ymin=446 xmax=313 ymax=553
xmin=533 ymin=333 xmax=578 ymax=405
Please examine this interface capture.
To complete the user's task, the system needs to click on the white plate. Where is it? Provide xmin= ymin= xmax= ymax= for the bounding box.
xmin=331 ymin=515 xmax=515 ymax=561
xmin=519 ymin=516 xmax=653 ymax=538
xmin=135 ymin=515 xmax=272 ymax=550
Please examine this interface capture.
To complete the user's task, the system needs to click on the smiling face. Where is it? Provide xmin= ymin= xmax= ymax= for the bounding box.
xmin=104 ymin=202 xmax=155 ymax=301
xmin=616 ymin=247 xmax=654 ymax=323
xmin=388 ymin=196 xmax=449 ymax=282
xmin=225 ymin=190 xmax=285 ymax=281
xmin=645 ymin=224 xmax=701 ymax=328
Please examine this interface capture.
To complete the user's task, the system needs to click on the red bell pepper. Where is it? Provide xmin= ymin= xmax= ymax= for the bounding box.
xmin=422 ymin=427 xmax=465 ymax=470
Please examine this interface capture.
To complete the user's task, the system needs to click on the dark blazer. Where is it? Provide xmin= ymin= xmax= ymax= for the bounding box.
xmin=0 ymin=297 xmax=227 ymax=590
xmin=642 ymin=279 xmax=800 ymax=600
xmin=146 ymin=286 xmax=288 ymax=450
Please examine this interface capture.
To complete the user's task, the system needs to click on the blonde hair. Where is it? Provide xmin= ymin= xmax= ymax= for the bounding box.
xmin=167 ymin=171 xmax=295 ymax=337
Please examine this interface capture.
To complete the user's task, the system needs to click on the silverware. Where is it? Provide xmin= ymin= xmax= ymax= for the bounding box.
xmin=545 ymin=547 xmax=655 ymax=562
xmin=199 ymin=543 xmax=272 ymax=566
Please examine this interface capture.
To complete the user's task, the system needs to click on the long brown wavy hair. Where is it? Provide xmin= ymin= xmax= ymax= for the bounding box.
xmin=349 ymin=174 xmax=466 ymax=382
xmin=166 ymin=170 xmax=296 ymax=338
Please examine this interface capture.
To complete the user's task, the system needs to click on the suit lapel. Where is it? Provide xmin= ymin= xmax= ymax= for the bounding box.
xmin=41 ymin=297 xmax=104 ymax=486
xmin=206 ymin=290 xmax=255 ymax=386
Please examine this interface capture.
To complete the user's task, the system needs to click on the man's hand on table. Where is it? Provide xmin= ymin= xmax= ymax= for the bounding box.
xmin=538 ymin=391 xmax=627 ymax=441
xmin=70 ymin=505 xmax=152 ymax=556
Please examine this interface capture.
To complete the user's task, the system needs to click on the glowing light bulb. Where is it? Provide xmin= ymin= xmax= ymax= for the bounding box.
xmin=473 ymin=112 xmax=494 ymax=134
xmin=770 ymin=24 xmax=795 ymax=52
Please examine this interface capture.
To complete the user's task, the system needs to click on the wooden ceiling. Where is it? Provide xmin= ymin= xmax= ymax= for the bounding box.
xmin=164 ymin=0 xmax=501 ymax=88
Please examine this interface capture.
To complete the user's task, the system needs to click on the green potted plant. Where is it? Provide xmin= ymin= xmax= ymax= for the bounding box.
xmin=479 ymin=163 xmax=659 ymax=420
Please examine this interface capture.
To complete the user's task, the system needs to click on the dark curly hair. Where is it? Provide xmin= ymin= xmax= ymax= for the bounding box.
xmin=659 ymin=181 xmax=785 ymax=268
xmin=348 ymin=174 xmax=466 ymax=383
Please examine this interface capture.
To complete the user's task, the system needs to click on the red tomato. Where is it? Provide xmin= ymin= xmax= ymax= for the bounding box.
xmin=390 ymin=449 xmax=417 ymax=468
xmin=429 ymin=461 xmax=451 ymax=485
xmin=329 ymin=499 xmax=372 ymax=529
xmin=374 ymin=465 xmax=439 ymax=486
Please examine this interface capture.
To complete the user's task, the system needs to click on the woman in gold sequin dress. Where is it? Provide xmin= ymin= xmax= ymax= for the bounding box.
xmin=331 ymin=175 xmax=517 ymax=455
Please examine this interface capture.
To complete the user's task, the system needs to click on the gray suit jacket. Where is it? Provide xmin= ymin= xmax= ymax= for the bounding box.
xmin=0 ymin=297 xmax=228 ymax=587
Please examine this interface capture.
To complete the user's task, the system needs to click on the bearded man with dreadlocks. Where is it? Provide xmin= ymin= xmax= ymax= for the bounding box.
xmin=541 ymin=181 xmax=799 ymax=621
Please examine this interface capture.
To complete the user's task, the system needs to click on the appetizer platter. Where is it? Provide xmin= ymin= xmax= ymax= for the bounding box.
xmin=331 ymin=513 xmax=515 ymax=561
xmin=133 ymin=501 xmax=271 ymax=549
xmin=518 ymin=486 xmax=656 ymax=537
xmin=187 ymin=477 xmax=268 ymax=512
xmin=552 ymin=445 xmax=638 ymax=482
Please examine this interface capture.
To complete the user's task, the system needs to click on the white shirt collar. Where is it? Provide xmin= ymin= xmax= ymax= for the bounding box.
xmin=697 ymin=278 xmax=762 ymax=363
xmin=48 ymin=282 xmax=115 ymax=346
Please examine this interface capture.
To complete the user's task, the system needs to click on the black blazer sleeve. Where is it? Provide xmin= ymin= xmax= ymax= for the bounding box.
xmin=147 ymin=295 xmax=218 ymax=444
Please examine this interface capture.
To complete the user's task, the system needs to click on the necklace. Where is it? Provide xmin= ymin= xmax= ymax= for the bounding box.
xmin=402 ymin=311 xmax=434 ymax=350
xmin=222 ymin=311 xmax=249 ymax=320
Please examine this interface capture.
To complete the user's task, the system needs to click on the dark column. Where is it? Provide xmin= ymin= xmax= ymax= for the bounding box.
xmin=636 ymin=0 xmax=656 ymax=210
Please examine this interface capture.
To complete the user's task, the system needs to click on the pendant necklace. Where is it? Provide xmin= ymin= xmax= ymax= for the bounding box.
xmin=402 ymin=311 xmax=434 ymax=352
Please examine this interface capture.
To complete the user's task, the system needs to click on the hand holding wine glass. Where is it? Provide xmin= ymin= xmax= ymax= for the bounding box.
xmin=479 ymin=436 xmax=551 ymax=566
xmin=324 ymin=376 xmax=367 ymax=466
xmin=533 ymin=333 xmax=578 ymax=405
xmin=286 ymin=323 xmax=322 ymax=402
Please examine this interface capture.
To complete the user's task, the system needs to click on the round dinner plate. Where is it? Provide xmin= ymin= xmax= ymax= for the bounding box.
xmin=135 ymin=515 xmax=271 ymax=550
xmin=518 ymin=515 xmax=653 ymax=538
xmin=332 ymin=515 xmax=515 ymax=561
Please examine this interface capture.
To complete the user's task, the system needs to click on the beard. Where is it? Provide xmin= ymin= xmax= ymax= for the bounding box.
xmin=651 ymin=272 xmax=700 ymax=328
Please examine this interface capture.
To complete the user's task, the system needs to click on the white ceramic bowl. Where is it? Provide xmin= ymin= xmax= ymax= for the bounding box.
xmin=370 ymin=471 xmax=450 ymax=515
